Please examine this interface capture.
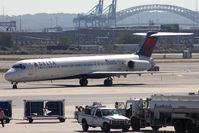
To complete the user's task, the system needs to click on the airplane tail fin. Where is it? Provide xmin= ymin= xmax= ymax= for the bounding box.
xmin=135 ymin=32 xmax=193 ymax=57
xmin=136 ymin=31 xmax=158 ymax=57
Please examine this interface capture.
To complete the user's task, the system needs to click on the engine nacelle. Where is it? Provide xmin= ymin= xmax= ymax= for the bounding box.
xmin=127 ymin=60 xmax=152 ymax=71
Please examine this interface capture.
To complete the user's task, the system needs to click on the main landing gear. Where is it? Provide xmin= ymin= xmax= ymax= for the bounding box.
xmin=79 ymin=77 xmax=113 ymax=86
xmin=79 ymin=78 xmax=88 ymax=86
xmin=104 ymin=77 xmax=113 ymax=86
xmin=12 ymin=82 xmax=18 ymax=89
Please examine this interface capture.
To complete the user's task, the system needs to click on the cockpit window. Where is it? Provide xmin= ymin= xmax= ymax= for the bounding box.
xmin=12 ymin=64 xmax=26 ymax=69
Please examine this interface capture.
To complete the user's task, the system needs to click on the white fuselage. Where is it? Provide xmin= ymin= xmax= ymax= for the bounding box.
xmin=4 ymin=54 xmax=152 ymax=82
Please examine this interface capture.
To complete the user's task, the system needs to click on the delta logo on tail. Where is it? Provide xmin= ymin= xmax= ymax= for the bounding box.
xmin=136 ymin=31 xmax=159 ymax=57
xmin=140 ymin=37 xmax=158 ymax=57
xmin=143 ymin=37 xmax=158 ymax=57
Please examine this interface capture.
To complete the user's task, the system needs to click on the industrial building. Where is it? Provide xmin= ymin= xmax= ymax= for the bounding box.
xmin=114 ymin=44 xmax=139 ymax=51
xmin=11 ymin=27 xmax=199 ymax=46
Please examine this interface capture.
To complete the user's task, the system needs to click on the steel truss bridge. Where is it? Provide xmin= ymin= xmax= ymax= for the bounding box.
xmin=116 ymin=4 xmax=199 ymax=24
xmin=74 ymin=3 xmax=199 ymax=29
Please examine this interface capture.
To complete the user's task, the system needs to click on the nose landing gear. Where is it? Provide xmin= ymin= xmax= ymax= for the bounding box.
xmin=11 ymin=82 xmax=18 ymax=89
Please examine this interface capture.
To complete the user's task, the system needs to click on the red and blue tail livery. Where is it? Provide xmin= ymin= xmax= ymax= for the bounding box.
xmin=136 ymin=31 xmax=193 ymax=57
xmin=137 ymin=31 xmax=158 ymax=57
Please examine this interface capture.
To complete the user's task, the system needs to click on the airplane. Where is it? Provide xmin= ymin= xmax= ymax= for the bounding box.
xmin=4 ymin=31 xmax=193 ymax=89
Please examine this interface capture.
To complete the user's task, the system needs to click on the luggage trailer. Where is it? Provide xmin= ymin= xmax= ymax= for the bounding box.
xmin=24 ymin=99 xmax=65 ymax=123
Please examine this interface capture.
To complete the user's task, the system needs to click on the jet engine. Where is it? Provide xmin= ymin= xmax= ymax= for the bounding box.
xmin=127 ymin=60 xmax=152 ymax=71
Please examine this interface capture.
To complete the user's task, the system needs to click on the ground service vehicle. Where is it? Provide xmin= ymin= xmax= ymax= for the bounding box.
xmin=24 ymin=99 xmax=65 ymax=123
xmin=148 ymin=66 xmax=159 ymax=71
xmin=77 ymin=104 xmax=130 ymax=132
xmin=117 ymin=93 xmax=199 ymax=133
xmin=0 ymin=100 xmax=12 ymax=123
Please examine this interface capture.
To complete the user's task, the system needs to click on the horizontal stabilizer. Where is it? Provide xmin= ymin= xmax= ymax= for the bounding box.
xmin=134 ymin=32 xmax=193 ymax=37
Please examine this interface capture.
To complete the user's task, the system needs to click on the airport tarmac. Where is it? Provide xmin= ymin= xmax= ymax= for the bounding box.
xmin=0 ymin=60 xmax=199 ymax=132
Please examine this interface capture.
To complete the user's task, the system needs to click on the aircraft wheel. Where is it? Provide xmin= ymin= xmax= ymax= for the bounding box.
xmin=28 ymin=118 xmax=33 ymax=123
xmin=79 ymin=78 xmax=88 ymax=86
xmin=13 ymin=84 xmax=17 ymax=89
xmin=59 ymin=118 xmax=65 ymax=123
xmin=12 ymin=82 xmax=18 ymax=89
xmin=104 ymin=78 xmax=113 ymax=86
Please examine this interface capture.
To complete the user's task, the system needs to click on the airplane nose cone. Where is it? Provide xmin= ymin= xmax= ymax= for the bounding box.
xmin=4 ymin=69 xmax=16 ymax=82
xmin=4 ymin=72 xmax=12 ymax=81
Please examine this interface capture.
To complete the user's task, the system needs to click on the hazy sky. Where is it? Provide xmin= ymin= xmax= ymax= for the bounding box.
xmin=0 ymin=0 xmax=197 ymax=16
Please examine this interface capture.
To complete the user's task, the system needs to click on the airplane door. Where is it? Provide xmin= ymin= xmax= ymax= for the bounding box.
xmin=33 ymin=62 xmax=38 ymax=72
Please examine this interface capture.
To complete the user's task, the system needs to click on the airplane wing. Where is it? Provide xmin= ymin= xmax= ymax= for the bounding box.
xmin=88 ymin=71 xmax=165 ymax=77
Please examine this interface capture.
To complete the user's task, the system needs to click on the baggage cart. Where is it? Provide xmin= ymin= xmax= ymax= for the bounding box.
xmin=24 ymin=99 xmax=65 ymax=123
xmin=0 ymin=100 xmax=12 ymax=123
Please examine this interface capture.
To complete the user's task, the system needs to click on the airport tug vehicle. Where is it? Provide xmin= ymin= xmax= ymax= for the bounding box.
xmin=116 ymin=93 xmax=199 ymax=133
xmin=77 ymin=103 xmax=130 ymax=132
